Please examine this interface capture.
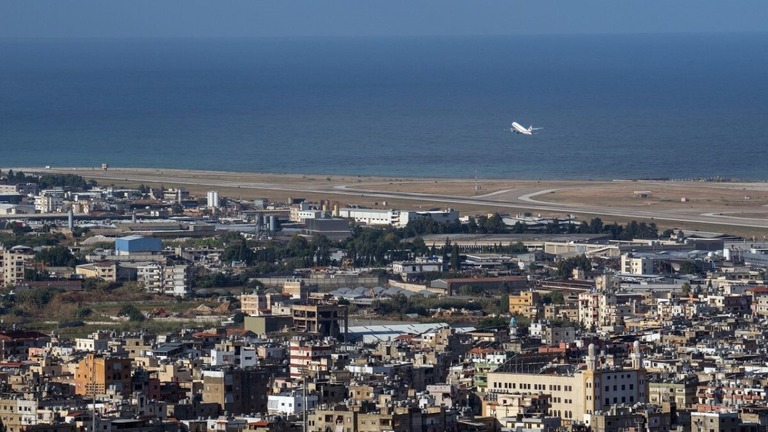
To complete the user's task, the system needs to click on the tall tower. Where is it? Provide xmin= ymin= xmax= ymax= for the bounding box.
xmin=631 ymin=340 xmax=643 ymax=369
xmin=586 ymin=343 xmax=597 ymax=371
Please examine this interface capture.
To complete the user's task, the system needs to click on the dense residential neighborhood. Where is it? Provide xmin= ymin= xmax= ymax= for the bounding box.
xmin=2 ymin=171 xmax=768 ymax=432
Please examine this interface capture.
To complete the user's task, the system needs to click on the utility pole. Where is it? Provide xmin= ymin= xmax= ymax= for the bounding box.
xmin=91 ymin=355 xmax=96 ymax=432
xmin=302 ymin=367 xmax=308 ymax=432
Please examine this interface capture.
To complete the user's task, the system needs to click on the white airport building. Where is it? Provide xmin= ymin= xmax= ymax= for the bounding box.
xmin=336 ymin=208 xmax=458 ymax=228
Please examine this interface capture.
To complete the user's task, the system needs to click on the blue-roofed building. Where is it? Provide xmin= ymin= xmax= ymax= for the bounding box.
xmin=115 ymin=235 xmax=162 ymax=256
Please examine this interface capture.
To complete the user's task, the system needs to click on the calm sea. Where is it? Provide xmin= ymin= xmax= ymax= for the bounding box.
xmin=1 ymin=34 xmax=767 ymax=180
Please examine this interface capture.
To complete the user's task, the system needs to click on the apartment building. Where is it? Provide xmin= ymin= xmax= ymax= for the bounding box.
xmin=0 ymin=247 xmax=34 ymax=287
xmin=509 ymin=291 xmax=541 ymax=318
xmin=311 ymin=405 xmax=449 ymax=432
xmin=137 ymin=263 xmax=191 ymax=297
xmin=578 ymin=290 xmax=631 ymax=331
xmin=289 ymin=338 xmax=332 ymax=379
xmin=75 ymin=353 xmax=133 ymax=397
xmin=621 ymin=253 xmax=655 ymax=275
xmin=75 ymin=261 xmax=117 ymax=281
xmin=292 ymin=302 xmax=349 ymax=341
xmin=34 ymin=189 xmax=64 ymax=213
xmin=487 ymin=342 xmax=647 ymax=427
xmin=267 ymin=392 xmax=318 ymax=416
xmin=210 ymin=341 xmax=258 ymax=368
xmin=201 ymin=367 xmax=269 ymax=415
xmin=0 ymin=330 xmax=50 ymax=361
xmin=0 ymin=398 xmax=38 ymax=432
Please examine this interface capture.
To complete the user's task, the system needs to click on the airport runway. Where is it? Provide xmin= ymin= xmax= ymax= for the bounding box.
xmin=13 ymin=168 xmax=768 ymax=230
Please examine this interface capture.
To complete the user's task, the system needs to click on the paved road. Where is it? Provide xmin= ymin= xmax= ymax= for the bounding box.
xmin=13 ymin=168 xmax=768 ymax=230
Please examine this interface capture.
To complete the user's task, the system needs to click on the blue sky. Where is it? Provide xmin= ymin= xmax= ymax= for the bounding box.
xmin=1 ymin=1 xmax=768 ymax=38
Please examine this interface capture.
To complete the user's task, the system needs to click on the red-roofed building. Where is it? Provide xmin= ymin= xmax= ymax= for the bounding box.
xmin=244 ymin=418 xmax=291 ymax=431
xmin=192 ymin=330 xmax=225 ymax=347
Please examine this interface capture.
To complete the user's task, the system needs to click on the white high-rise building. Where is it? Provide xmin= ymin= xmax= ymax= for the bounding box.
xmin=0 ymin=247 xmax=35 ymax=287
xmin=34 ymin=189 xmax=65 ymax=213
xmin=207 ymin=191 xmax=219 ymax=209
xmin=621 ymin=253 xmax=654 ymax=275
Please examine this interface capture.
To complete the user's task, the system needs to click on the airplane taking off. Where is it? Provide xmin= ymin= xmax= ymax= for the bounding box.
xmin=511 ymin=122 xmax=543 ymax=135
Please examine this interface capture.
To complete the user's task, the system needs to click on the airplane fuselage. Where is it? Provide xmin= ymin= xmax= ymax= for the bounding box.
xmin=511 ymin=122 xmax=533 ymax=135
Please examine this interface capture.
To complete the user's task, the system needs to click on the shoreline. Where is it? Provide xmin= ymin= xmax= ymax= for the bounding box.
xmin=11 ymin=165 xmax=768 ymax=186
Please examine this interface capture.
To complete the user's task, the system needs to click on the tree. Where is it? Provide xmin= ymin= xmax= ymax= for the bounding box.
xmin=450 ymin=243 xmax=460 ymax=271
xmin=556 ymin=255 xmax=591 ymax=279
xmin=467 ymin=217 xmax=479 ymax=233
xmin=511 ymin=221 xmax=526 ymax=233
xmin=476 ymin=315 xmax=509 ymax=330
xmin=506 ymin=242 xmax=528 ymax=254
xmin=486 ymin=213 xmax=507 ymax=233
xmin=232 ymin=312 xmax=246 ymax=324
xmin=456 ymin=285 xmax=484 ymax=296
xmin=74 ymin=306 xmax=93 ymax=319
xmin=24 ymin=268 xmax=49 ymax=281
xmin=118 ymin=304 xmax=145 ymax=321
xmin=549 ymin=291 xmax=565 ymax=304
xmin=35 ymin=246 xmax=78 ymax=267
xmin=497 ymin=294 xmax=510 ymax=314
xmin=15 ymin=287 xmax=55 ymax=309
xmin=409 ymin=237 xmax=429 ymax=257
xmin=589 ymin=217 xmax=604 ymax=234
xmin=681 ymin=282 xmax=691 ymax=297
xmin=310 ymin=234 xmax=332 ymax=266
xmin=679 ymin=260 xmax=699 ymax=275
xmin=545 ymin=218 xmax=562 ymax=234
xmin=221 ymin=238 xmax=255 ymax=265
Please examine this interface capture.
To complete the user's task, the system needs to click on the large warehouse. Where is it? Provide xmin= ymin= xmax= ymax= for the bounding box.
xmin=115 ymin=235 xmax=162 ymax=256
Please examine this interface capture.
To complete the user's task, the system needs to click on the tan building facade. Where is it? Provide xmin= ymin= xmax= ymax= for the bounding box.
xmin=509 ymin=291 xmax=541 ymax=318
xmin=0 ymin=248 xmax=34 ymax=287
xmin=487 ymin=342 xmax=647 ymax=427
xmin=75 ymin=261 xmax=117 ymax=281
xmin=74 ymin=353 xmax=132 ymax=397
